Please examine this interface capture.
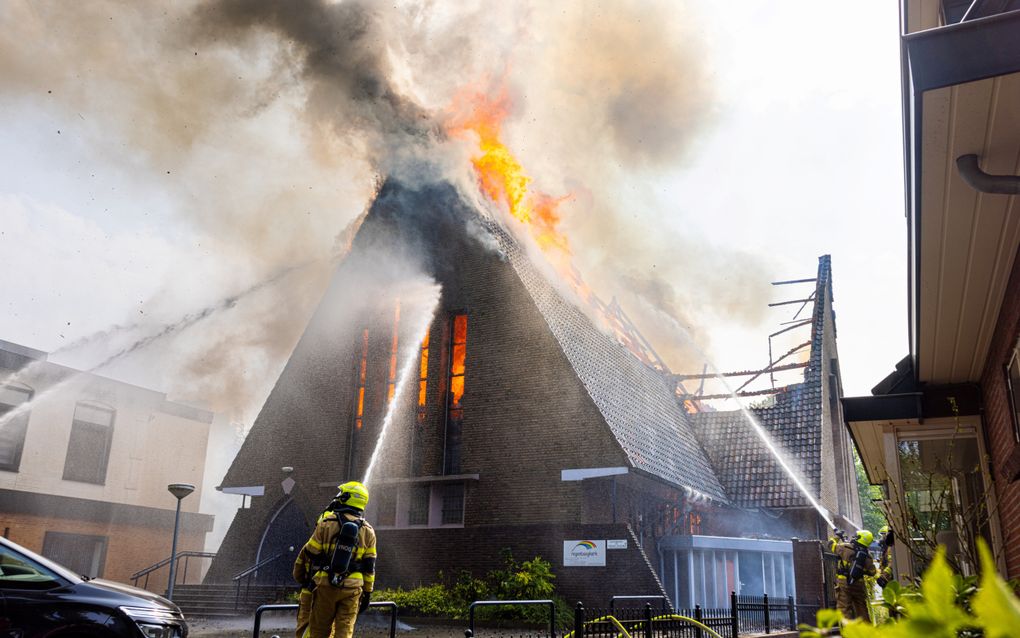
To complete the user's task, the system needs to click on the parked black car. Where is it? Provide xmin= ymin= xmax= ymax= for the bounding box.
xmin=0 ymin=536 xmax=187 ymax=638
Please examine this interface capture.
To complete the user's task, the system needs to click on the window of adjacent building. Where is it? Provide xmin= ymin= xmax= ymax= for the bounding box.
xmin=408 ymin=484 xmax=430 ymax=526
xmin=0 ymin=385 xmax=32 ymax=473
xmin=62 ymin=403 xmax=115 ymax=485
xmin=1006 ymin=342 xmax=1020 ymax=444
xmin=41 ymin=531 xmax=107 ymax=579
xmin=444 ymin=314 xmax=467 ymax=474
xmin=440 ymin=482 xmax=465 ymax=525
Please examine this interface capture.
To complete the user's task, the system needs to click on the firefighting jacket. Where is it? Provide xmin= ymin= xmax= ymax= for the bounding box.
xmin=303 ymin=511 xmax=377 ymax=592
xmin=834 ymin=541 xmax=876 ymax=587
xmin=293 ymin=510 xmax=331 ymax=591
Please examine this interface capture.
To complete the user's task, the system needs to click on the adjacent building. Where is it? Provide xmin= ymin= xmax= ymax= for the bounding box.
xmin=843 ymin=1 xmax=1020 ymax=580
xmin=207 ymin=178 xmax=860 ymax=607
xmin=0 ymin=339 xmax=215 ymax=584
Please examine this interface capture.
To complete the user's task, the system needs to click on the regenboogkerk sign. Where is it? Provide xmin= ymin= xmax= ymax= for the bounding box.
xmin=563 ymin=540 xmax=606 ymax=567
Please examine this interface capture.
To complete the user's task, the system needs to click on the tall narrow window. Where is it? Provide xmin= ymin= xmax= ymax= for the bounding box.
xmin=410 ymin=330 xmax=430 ymax=476
xmin=417 ymin=331 xmax=430 ymax=421
xmin=0 ymin=385 xmax=32 ymax=473
xmin=348 ymin=329 xmax=369 ymax=478
xmin=63 ymin=403 xmax=115 ymax=485
xmin=387 ymin=301 xmax=400 ymax=403
xmin=444 ymin=314 xmax=468 ymax=474
xmin=355 ymin=329 xmax=369 ymax=431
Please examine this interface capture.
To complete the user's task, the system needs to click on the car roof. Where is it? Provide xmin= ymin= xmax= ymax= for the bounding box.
xmin=0 ymin=535 xmax=83 ymax=584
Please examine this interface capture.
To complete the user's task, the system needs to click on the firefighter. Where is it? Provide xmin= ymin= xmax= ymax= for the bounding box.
xmin=293 ymin=509 xmax=332 ymax=638
xmin=831 ymin=529 xmax=877 ymax=622
xmin=303 ymin=481 xmax=376 ymax=638
xmin=876 ymin=526 xmax=894 ymax=588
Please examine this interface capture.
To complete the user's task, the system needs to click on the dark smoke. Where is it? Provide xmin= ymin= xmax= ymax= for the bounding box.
xmin=191 ymin=0 xmax=439 ymax=171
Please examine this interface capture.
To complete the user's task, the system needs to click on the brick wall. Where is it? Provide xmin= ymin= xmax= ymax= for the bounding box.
xmin=1 ymin=511 xmax=207 ymax=588
xmin=376 ymin=522 xmax=667 ymax=606
xmin=791 ymin=539 xmax=826 ymax=608
xmin=980 ymin=247 xmax=1020 ymax=578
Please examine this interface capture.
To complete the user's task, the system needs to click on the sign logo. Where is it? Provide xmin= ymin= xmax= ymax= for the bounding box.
xmin=563 ymin=540 xmax=606 ymax=567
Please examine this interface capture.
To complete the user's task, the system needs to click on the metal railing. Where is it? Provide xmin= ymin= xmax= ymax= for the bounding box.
xmin=233 ymin=549 xmax=294 ymax=609
xmin=465 ymin=599 xmax=557 ymax=638
xmin=609 ymin=596 xmax=671 ymax=612
xmin=577 ymin=602 xmax=733 ymax=638
xmin=733 ymin=594 xmax=798 ymax=635
xmin=129 ymin=551 xmax=217 ymax=590
xmin=252 ymin=601 xmax=397 ymax=638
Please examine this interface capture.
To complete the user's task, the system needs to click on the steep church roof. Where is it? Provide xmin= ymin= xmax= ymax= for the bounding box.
xmin=480 ymin=219 xmax=728 ymax=502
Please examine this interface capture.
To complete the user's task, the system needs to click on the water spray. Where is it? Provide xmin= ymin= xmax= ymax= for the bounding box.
xmin=640 ymin=301 xmax=837 ymax=530
xmin=361 ymin=287 xmax=441 ymax=488
xmin=0 ymin=262 xmax=310 ymax=430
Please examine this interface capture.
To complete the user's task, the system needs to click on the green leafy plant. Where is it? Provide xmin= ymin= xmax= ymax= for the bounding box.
xmin=798 ymin=541 xmax=1020 ymax=638
xmin=375 ymin=549 xmax=571 ymax=625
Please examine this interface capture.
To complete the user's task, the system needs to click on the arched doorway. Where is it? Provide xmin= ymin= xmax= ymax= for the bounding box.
xmin=255 ymin=498 xmax=310 ymax=585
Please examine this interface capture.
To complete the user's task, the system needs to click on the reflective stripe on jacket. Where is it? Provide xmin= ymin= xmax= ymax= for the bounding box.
xmin=303 ymin=511 xmax=377 ymax=592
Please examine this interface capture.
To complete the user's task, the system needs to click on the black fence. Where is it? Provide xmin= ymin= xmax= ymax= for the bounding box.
xmin=577 ymin=594 xmax=818 ymax=638
xmin=253 ymin=596 xmax=824 ymax=638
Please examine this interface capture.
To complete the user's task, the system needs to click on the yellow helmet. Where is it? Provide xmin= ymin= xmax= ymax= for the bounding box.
xmin=855 ymin=529 xmax=874 ymax=546
xmin=336 ymin=481 xmax=370 ymax=511
xmin=879 ymin=525 xmax=890 ymax=536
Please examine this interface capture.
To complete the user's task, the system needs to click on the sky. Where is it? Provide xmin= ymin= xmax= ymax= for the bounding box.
xmin=0 ymin=0 xmax=906 ymax=415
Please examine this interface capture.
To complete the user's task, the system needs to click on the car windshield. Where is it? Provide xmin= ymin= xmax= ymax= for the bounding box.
xmin=0 ymin=539 xmax=77 ymax=590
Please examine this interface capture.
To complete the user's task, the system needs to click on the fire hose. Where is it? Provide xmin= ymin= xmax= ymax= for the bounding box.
xmin=561 ymin=613 xmax=725 ymax=638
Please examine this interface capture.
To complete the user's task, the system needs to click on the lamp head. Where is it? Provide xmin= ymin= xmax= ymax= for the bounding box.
xmin=167 ymin=483 xmax=196 ymax=500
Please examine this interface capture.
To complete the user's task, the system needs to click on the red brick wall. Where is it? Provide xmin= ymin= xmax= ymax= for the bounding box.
xmin=981 ymin=248 xmax=1020 ymax=578
xmin=0 ymin=511 xmax=207 ymax=589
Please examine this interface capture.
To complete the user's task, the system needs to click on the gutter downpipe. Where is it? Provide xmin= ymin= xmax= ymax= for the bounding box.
xmin=956 ymin=154 xmax=1020 ymax=194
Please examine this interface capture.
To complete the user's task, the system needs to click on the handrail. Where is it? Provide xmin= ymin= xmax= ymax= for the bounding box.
xmin=252 ymin=601 xmax=397 ymax=638
xmin=609 ymin=595 xmax=670 ymax=611
xmin=232 ymin=549 xmax=291 ymax=581
xmin=130 ymin=551 xmax=217 ymax=589
xmin=233 ymin=548 xmax=295 ymax=610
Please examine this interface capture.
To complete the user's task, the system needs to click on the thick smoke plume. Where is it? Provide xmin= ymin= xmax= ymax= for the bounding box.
xmin=1 ymin=0 xmax=771 ymax=420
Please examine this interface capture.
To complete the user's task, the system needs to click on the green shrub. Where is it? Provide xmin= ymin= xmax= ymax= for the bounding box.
xmin=373 ymin=583 xmax=459 ymax=617
xmin=374 ymin=548 xmax=571 ymax=625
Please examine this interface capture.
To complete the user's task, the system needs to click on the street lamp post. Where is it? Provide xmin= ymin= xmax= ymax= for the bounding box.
xmin=166 ymin=483 xmax=195 ymax=601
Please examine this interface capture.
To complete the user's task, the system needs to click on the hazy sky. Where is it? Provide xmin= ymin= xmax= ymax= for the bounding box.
xmin=0 ymin=0 xmax=906 ymax=413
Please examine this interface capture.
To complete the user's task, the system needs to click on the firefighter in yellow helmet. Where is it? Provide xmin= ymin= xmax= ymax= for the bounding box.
xmin=293 ymin=509 xmax=333 ymax=638
xmin=875 ymin=526 xmax=895 ymax=588
xmin=831 ymin=529 xmax=877 ymax=621
xmin=303 ymin=481 xmax=377 ymax=638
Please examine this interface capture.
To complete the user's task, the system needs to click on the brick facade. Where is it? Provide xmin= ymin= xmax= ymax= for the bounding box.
xmin=980 ymin=247 xmax=1020 ymax=578
xmin=1 ymin=510 xmax=207 ymax=587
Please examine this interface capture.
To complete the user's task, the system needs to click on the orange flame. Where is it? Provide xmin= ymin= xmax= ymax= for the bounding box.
xmin=447 ymin=87 xmax=571 ymax=255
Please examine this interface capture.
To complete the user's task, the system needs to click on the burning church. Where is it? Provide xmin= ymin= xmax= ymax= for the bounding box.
xmin=205 ymin=174 xmax=860 ymax=607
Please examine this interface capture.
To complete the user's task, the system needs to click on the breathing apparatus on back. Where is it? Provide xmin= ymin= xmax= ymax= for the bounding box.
xmin=326 ymin=481 xmax=370 ymax=587
xmin=846 ymin=529 xmax=874 ymax=585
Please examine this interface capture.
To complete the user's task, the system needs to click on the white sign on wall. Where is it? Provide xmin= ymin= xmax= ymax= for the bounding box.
xmin=564 ymin=540 xmax=606 ymax=567
xmin=607 ymin=539 xmax=628 ymax=550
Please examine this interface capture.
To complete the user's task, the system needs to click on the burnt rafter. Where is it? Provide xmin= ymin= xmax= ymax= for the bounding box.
xmin=672 ymin=361 xmax=809 ymax=382
xmin=736 ymin=340 xmax=811 ymax=393
xmin=682 ymin=387 xmax=785 ymax=401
